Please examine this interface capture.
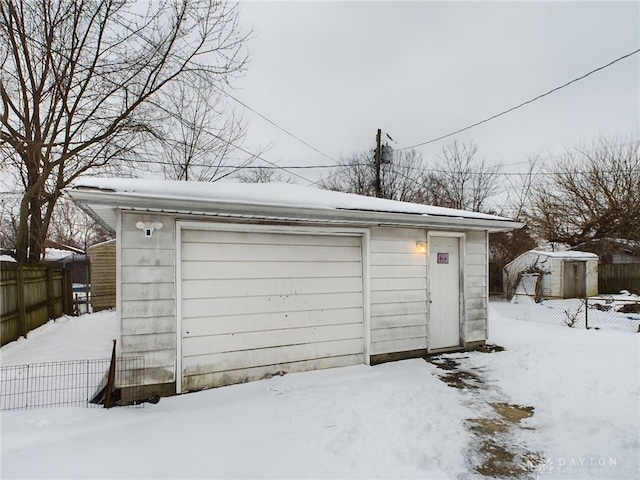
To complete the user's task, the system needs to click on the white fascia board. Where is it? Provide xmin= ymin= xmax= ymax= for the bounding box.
xmin=64 ymin=191 xmax=117 ymax=234
xmin=65 ymin=188 xmax=524 ymax=233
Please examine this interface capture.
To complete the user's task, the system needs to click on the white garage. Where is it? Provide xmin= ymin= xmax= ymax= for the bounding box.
xmin=178 ymin=226 xmax=366 ymax=392
xmin=66 ymin=178 xmax=522 ymax=400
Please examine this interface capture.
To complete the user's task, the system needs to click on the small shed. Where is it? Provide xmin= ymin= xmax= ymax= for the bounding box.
xmin=87 ymin=239 xmax=116 ymax=312
xmin=66 ymin=178 xmax=522 ymax=399
xmin=504 ymin=250 xmax=599 ymax=299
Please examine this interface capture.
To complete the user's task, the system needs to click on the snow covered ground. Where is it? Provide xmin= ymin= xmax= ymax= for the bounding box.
xmin=493 ymin=292 xmax=640 ymax=331
xmin=0 ymin=310 xmax=116 ymax=365
xmin=1 ymin=307 xmax=638 ymax=479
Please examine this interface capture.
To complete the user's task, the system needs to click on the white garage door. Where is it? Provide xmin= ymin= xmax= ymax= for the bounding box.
xmin=180 ymin=228 xmax=365 ymax=392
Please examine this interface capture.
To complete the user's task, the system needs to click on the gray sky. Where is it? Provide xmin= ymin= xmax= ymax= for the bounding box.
xmin=233 ymin=1 xmax=639 ymax=186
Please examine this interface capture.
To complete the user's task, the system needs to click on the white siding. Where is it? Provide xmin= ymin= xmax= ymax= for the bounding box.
xmin=548 ymin=258 xmax=563 ymax=298
xmin=586 ymin=259 xmax=599 ymax=296
xmin=369 ymin=227 xmax=427 ymax=355
xmin=115 ymin=213 xmax=494 ymax=392
xmin=119 ymin=212 xmax=176 ymax=386
xmin=464 ymin=231 xmax=488 ymax=343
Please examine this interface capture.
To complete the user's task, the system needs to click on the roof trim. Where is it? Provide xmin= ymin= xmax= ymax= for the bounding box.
xmin=65 ymin=185 xmax=524 ymax=233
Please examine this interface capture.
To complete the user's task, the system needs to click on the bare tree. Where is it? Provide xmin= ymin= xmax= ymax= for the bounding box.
xmin=527 ymin=138 xmax=640 ymax=247
xmin=500 ymin=155 xmax=543 ymax=220
xmin=318 ymin=140 xmax=502 ymax=212
xmin=423 ymin=140 xmax=502 ymax=211
xmin=0 ymin=0 xmax=249 ymax=263
xmin=320 ymin=149 xmax=427 ymax=203
xmin=235 ymin=166 xmax=296 ymax=184
xmin=320 ymin=152 xmax=375 ymax=196
xmin=46 ymin=198 xmax=111 ymax=250
xmin=0 ymin=190 xmax=19 ymax=251
xmin=157 ymin=81 xmax=248 ymax=182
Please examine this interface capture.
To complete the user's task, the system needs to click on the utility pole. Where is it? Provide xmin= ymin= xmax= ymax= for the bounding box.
xmin=374 ymin=128 xmax=382 ymax=198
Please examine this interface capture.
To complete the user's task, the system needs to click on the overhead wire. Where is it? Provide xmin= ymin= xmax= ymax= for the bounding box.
xmin=5 ymin=26 xmax=323 ymax=183
xmin=7 ymin=27 xmax=639 ymax=184
xmin=144 ymin=97 xmax=318 ymax=183
xmin=498 ymin=139 xmax=640 ymax=169
xmin=213 ymin=86 xmax=341 ymax=165
xmin=120 ymin=157 xmax=369 ymax=170
xmin=397 ymin=47 xmax=640 ymax=151
xmin=169 ymin=128 xmax=315 ymax=183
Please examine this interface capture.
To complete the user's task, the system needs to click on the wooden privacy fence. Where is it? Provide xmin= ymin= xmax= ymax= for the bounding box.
xmin=598 ymin=263 xmax=640 ymax=295
xmin=1 ymin=264 xmax=74 ymax=346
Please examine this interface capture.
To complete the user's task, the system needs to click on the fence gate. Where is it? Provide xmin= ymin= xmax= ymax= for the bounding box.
xmin=563 ymin=261 xmax=586 ymax=298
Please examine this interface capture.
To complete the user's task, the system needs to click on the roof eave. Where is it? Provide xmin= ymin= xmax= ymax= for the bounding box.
xmin=65 ymin=188 xmax=523 ymax=233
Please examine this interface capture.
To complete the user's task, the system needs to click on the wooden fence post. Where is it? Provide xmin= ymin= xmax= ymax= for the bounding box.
xmin=62 ymin=269 xmax=74 ymax=315
xmin=46 ymin=266 xmax=55 ymax=320
xmin=16 ymin=265 xmax=27 ymax=337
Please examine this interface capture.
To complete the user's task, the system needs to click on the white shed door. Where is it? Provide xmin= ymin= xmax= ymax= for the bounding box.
xmin=180 ymin=229 xmax=365 ymax=392
xmin=429 ymin=236 xmax=461 ymax=350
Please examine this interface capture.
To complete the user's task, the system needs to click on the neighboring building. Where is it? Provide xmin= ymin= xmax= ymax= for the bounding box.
xmin=0 ymin=248 xmax=16 ymax=262
xmin=504 ymin=250 xmax=599 ymax=300
xmin=87 ymin=239 xmax=116 ymax=312
xmin=66 ymin=178 xmax=522 ymax=399
xmin=43 ymin=240 xmax=89 ymax=287
xmin=569 ymin=239 xmax=640 ymax=264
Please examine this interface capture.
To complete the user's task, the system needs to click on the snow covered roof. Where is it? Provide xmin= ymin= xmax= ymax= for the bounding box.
xmin=504 ymin=249 xmax=600 ymax=273
xmin=529 ymin=250 xmax=599 ymax=260
xmin=44 ymin=248 xmax=76 ymax=262
xmin=86 ymin=239 xmax=116 ymax=251
xmin=65 ymin=177 xmax=523 ymax=232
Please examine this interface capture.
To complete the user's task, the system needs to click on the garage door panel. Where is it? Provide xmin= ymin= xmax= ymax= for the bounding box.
xmin=182 ymin=229 xmax=361 ymax=247
xmin=180 ymin=229 xmax=365 ymax=390
xmin=183 ymin=338 xmax=365 ymax=375
xmin=181 ymin=260 xmax=362 ymax=280
xmin=182 ymin=276 xmax=363 ymax=300
xmin=182 ymin=291 xmax=363 ymax=318
xmin=183 ymin=323 xmax=364 ymax=356
xmin=183 ymin=353 xmax=364 ymax=392
xmin=182 ymin=242 xmax=362 ymax=263
xmin=181 ymin=307 xmax=364 ymax=336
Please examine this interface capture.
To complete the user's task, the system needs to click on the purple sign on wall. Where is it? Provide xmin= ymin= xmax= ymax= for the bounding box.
xmin=437 ymin=252 xmax=449 ymax=264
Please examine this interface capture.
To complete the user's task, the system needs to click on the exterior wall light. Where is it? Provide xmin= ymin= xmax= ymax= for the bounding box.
xmin=136 ymin=221 xmax=163 ymax=238
xmin=416 ymin=241 xmax=427 ymax=253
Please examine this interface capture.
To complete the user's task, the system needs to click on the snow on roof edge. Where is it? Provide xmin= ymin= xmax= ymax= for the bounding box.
xmin=86 ymin=238 xmax=116 ymax=251
xmin=529 ymin=250 xmax=599 ymax=259
xmin=71 ymin=177 xmax=517 ymax=223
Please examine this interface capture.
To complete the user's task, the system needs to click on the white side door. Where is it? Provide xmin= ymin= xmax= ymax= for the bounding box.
xmin=429 ymin=235 xmax=461 ymax=350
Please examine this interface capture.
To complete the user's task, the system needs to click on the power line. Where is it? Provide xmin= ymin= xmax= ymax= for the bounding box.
xmin=499 ymin=139 xmax=640 ymax=169
xmin=8 ymin=25 xmax=639 ymax=184
xmin=3 ymin=21 xmax=318 ymax=183
xmin=401 ymin=165 xmax=640 ymax=178
xmin=148 ymin=102 xmax=317 ymax=183
xmin=127 ymin=158 xmax=369 ymax=170
xmin=398 ymin=47 xmax=640 ymax=151
xmin=214 ymin=86 xmax=341 ymax=165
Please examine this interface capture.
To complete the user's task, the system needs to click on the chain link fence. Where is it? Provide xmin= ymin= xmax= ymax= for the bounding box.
xmin=0 ymin=356 xmax=145 ymax=411
xmin=490 ymin=294 xmax=640 ymax=331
